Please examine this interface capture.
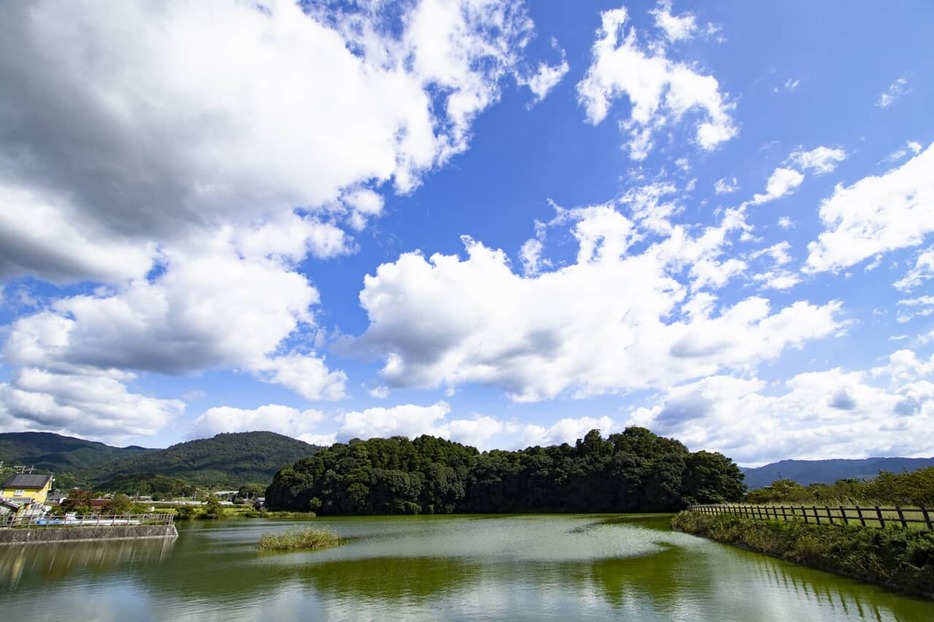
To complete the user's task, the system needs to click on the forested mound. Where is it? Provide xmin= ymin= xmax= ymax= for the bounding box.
xmin=265 ymin=427 xmax=746 ymax=514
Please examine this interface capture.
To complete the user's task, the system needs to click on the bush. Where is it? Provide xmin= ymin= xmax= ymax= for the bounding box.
xmin=257 ymin=528 xmax=342 ymax=552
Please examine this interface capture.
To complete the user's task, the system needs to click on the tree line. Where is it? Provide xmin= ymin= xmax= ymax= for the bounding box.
xmin=746 ymin=467 xmax=934 ymax=506
xmin=265 ymin=428 xmax=746 ymax=514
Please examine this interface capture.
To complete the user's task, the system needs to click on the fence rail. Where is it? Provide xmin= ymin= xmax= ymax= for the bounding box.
xmin=2 ymin=513 xmax=174 ymax=529
xmin=688 ymin=504 xmax=934 ymax=531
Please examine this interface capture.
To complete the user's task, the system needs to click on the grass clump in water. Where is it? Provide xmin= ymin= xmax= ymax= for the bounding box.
xmin=258 ymin=527 xmax=342 ymax=552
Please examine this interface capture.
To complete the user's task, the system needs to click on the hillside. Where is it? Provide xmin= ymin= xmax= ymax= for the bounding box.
xmin=742 ymin=457 xmax=934 ymax=490
xmin=0 ymin=432 xmax=153 ymax=480
xmin=101 ymin=431 xmax=320 ymax=488
xmin=0 ymin=431 xmax=320 ymax=491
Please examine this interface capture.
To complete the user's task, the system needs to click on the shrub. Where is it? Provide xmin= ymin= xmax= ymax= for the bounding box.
xmin=258 ymin=527 xmax=342 ymax=552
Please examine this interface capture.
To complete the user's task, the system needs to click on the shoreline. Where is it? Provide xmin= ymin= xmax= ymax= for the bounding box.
xmin=672 ymin=511 xmax=934 ymax=601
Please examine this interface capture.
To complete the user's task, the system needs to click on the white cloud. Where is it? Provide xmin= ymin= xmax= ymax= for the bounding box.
xmin=338 ymin=402 xmax=453 ymax=440
xmin=894 ymin=246 xmax=934 ymax=291
xmin=877 ymin=77 xmax=909 ymax=108
xmin=355 ymin=204 xmax=841 ymax=401
xmin=714 ymin=177 xmax=739 ymax=195
xmin=788 ymin=146 xmax=847 ymax=175
xmin=333 ymin=401 xmax=617 ymax=451
xmin=635 ymin=350 xmax=934 ymax=464
xmin=0 ymin=0 xmax=555 ymax=440
xmin=0 ymin=233 xmax=348 ymax=437
xmin=0 ymin=367 xmax=184 ymax=444
xmin=0 ymin=0 xmax=540 ymax=284
xmin=806 ymin=143 xmax=934 ymax=272
xmin=519 ymin=239 xmax=545 ymax=276
xmin=516 ymin=40 xmax=570 ymax=105
xmin=896 ymin=296 xmax=934 ymax=324
xmin=885 ymin=140 xmax=923 ymax=163
xmin=650 ymin=1 xmax=697 ymax=42
xmin=577 ymin=6 xmax=736 ymax=160
xmin=189 ymin=404 xmax=326 ymax=441
xmin=751 ymin=168 xmax=804 ymax=204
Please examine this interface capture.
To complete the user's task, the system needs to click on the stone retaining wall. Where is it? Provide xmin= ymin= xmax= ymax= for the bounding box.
xmin=0 ymin=524 xmax=177 ymax=544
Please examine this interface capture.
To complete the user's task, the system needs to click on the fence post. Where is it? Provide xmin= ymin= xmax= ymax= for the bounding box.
xmin=826 ymin=507 xmax=834 ymax=525
xmin=781 ymin=506 xmax=787 ymax=522
xmin=875 ymin=506 xmax=885 ymax=529
xmin=920 ymin=507 xmax=932 ymax=531
xmin=813 ymin=506 xmax=820 ymax=525
xmin=856 ymin=506 xmax=866 ymax=527
xmin=896 ymin=507 xmax=907 ymax=529
xmin=840 ymin=506 xmax=848 ymax=526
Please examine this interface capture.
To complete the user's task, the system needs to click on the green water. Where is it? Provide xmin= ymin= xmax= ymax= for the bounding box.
xmin=1 ymin=514 xmax=932 ymax=621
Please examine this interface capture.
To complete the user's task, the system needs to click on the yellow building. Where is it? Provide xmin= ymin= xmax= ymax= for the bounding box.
xmin=1 ymin=473 xmax=54 ymax=506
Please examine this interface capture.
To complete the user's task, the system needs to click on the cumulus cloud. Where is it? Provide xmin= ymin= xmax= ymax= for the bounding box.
xmin=634 ymin=349 xmax=934 ymax=465
xmin=0 ymin=0 xmax=550 ymax=440
xmin=0 ymin=0 xmax=541 ymax=284
xmin=0 ymin=233 xmax=348 ymax=437
xmin=650 ymin=1 xmax=697 ymax=42
xmin=354 ymin=203 xmax=841 ymax=401
xmin=516 ymin=40 xmax=570 ymax=105
xmin=334 ymin=401 xmax=616 ymax=451
xmin=805 ymin=143 xmax=934 ymax=272
xmin=189 ymin=404 xmax=327 ymax=441
xmin=0 ymin=367 xmax=184 ymax=444
xmin=577 ymin=5 xmax=736 ymax=160
xmin=751 ymin=168 xmax=804 ymax=205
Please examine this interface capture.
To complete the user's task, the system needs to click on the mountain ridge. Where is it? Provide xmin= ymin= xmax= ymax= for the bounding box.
xmin=0 ymin=431 xmax=320 ymax=489
xmin=741 ymin=457 xmax=934 ymax=490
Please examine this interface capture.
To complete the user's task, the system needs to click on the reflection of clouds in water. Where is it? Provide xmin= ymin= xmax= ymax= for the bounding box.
xmin=308 ymin=516 xmax=670 ymax=564
xmin=3 ymin=518 xmax=933 ymax=621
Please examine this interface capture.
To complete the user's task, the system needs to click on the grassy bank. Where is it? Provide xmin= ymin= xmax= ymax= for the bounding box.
xmin=672 ymin=511 xmax=934 ymax=599
xmin=258 ymin=527 xmax=342 ymax=552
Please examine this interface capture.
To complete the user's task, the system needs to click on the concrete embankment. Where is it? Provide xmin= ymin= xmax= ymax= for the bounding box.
xmin=0 ymin=524 xmax=177 ymax=545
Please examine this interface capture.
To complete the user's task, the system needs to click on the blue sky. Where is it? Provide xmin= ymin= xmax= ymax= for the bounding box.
xmin=1 ymin=1 xmax=932 ymax=465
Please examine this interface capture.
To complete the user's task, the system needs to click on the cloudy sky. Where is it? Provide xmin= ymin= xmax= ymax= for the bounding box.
xmin=1 ymin=0 xmax=932 ymax=465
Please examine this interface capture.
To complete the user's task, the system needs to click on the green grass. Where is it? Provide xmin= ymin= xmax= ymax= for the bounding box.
xmin=258 ymin=527 xmax=342 ymax=552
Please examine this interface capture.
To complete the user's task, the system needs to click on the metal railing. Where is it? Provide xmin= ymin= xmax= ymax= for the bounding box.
xmin=2 ymin=513 xmax=174 ymax=528
xmin=689 ymin=503 xmax=934 ymax=531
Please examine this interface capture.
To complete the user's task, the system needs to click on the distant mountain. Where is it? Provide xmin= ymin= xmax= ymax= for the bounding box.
xmin=0 ymin=431 xmax=153 ymax=479
xmin=742 ymin=457 xmax=934 ymax=490
xmin=0 ymin=431 xmax=321 ymax=490
xmin=101 ymin=431 xmax=320 ymax=488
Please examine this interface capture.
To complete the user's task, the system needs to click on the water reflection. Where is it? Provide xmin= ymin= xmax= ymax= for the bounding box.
xmin=1 ymin=537 xmax=175 ymax=589
xmin=1 ymin=516 xmax=932 ymax=621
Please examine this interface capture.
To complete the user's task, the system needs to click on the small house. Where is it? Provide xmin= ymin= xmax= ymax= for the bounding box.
xmin=1 ymin=473 xmax=54 ymax=506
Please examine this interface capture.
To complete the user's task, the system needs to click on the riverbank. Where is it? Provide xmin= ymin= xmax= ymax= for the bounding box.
xmin=672 ymin=511 xmax=934 ymax=600
xmin=0 ymin=524 xmax=177 ymax=545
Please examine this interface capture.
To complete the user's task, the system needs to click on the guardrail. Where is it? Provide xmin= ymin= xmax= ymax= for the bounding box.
xmin=2 ymin=513 xmax=174 ymax=528
xmin=688 ymin=504 xmax=934 ymax=531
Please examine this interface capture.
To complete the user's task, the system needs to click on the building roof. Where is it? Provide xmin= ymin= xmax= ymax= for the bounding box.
xmin=1 ymin=473 xmax=53 ymax=490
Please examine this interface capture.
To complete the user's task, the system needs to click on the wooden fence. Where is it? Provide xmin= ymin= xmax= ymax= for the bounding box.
xmin=688 ymin=504 xmax=934 ymax=531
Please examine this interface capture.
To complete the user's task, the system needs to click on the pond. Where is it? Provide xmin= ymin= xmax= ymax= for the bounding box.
xmin=2 ymin=514 xmax=932 ymax=621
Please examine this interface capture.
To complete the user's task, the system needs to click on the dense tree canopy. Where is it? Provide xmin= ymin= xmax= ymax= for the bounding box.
xmin=265 ymin=428 xmax=746 ymax=514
